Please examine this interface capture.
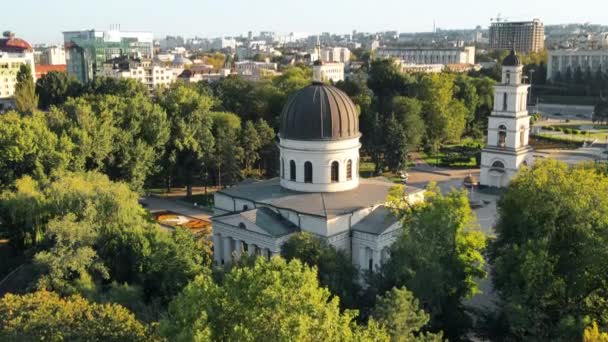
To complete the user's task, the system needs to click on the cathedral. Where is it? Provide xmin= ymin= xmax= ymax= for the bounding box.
xmin=480 ymin=49 xmax=534 ymax=188
xmin=211 ymin=72 xmax=424 ymax=271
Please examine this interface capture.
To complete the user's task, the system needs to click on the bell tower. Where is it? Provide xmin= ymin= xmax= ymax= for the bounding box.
xmin=480 ymin=49 xmax=534 ymax=188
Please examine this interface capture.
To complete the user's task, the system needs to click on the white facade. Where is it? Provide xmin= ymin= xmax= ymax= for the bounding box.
xmin=101 ymin=58 xmax=175 ymax=91
xmin=377 ymin=46 xmax=475 ymax=65
xmin=320 ymin=47 xmax=351 ymax=63
xmin=0 ymin=51 xmax=35 ymax=110
xmin=480 ymin=58 xmax=534 ymax=188
xmin=547 ymin=49 xmax=608 ymax=80
xmin=279 ymin=137 xmax=361 ymax=193
xmin=312 ymin=62 xmax=344 ymax=82
xmin=43 ymin=45 xmax=66 ymax=65
xmin=235 ymin=60 xmax=279 ymax=81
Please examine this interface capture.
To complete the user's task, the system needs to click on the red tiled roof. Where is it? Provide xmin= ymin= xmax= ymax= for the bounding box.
xmin=0 ymin=37 xmax=33 ymax=52
xmin=35 ymin=64 xmax=67 ymax=79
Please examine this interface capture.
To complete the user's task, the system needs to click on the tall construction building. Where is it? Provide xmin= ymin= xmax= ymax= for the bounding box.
xmin=489 ymin=19 xmax=545 ymax=53
xmin=63 ymin=29 xmax=153 ymax=83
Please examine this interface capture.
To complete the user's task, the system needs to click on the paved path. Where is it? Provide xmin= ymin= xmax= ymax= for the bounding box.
xmin=140 ymin=196 xmax=212 ymax=222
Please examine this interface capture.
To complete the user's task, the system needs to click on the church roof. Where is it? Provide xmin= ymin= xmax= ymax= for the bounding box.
xmin=279 ymin=83 xmax=359 ymax=141
xmin=216 ymin=177 xmax=423 ymax=219
xmin=213 ymin=206 xmax=298 ymax=238
xmin=351 ymin=205 xmax=400 ymax=235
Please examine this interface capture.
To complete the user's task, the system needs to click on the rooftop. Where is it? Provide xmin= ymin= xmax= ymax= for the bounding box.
xmin=217 ymin=177 xmax=423 ymax=218
xmin=213 ymin=206 xmax=299 ymax=238
xmin=351 ymin=205 xmax=400 ymax=235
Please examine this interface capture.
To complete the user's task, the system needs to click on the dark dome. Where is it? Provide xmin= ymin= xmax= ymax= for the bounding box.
xmin=502 ymin=49 xmax=521 ymax=67
xmin=280 ymin=83 xmax=359 ymax=141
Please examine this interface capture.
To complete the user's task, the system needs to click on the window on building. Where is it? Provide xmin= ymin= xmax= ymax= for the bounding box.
xmin=368 ymin=258 xmax=373 ymax=271
xmin=498 ymin=125 xmax=507 ymax=147
xmin=281 ymin=158 xmax=285 ymax=178
xmin=331 ymin=161 xmax=339 ymax=182
xmin=503 ymin=93 xmax=508 ymax=111
xmin=346 ymin=160 xmax=352 ymax=180
xmin=304 ymin=161 xmax=313 ymax=183
xmin=492 ymin=160 xmax=505 ymax=170
xmin=520 ymin=126 xmax=526 ymax=147
xmin=505 ymin=70 xmax=511 ymax=84
xmin=290 ymin=160 xmax=296 ymax=181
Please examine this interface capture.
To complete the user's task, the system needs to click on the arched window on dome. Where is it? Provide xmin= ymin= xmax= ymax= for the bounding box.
xmin=290 ymin=160 xmax=296 ymax=181
xmin=498 ymin=125 xmax=507 ymax=147
xmin=281 ymin=158 xmax=284 ymax=178
xmin=346 ymin=160 xmax=353 ymax=180
xmin=331 ymin=161 xmax=339 ymax=183
xmin=304 ymin=162 xmax=313 ymax=183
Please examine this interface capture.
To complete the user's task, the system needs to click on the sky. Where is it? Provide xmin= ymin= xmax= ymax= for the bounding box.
xmin=4 ymin=0 xmax=607 ymax=44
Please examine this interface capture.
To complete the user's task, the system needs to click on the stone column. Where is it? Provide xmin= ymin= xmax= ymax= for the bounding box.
xmin=248 ymin=243 xmax=256 ymax=257
xmin=222 ymin=237 xmax=232 ymax=264
xmin=372 ymin=250 xmax=381 ymax=270
xmin=359 ymin=246 xmax=367 ymax=270
xmin=262 ymin=248 xmax=270 ymax=260
xmin=213 ymin=234 xmax=222 ymax=265
xmin=234 ymin=239 xmax=243 ymax=260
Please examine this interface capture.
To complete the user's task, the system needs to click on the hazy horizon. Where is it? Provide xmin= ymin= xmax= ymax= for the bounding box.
xmin=4 ymin=0 xmax=607 ymax=44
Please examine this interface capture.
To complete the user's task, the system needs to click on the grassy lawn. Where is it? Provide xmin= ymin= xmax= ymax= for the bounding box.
xmin=541 ymin=124 xmax=608 ymax=142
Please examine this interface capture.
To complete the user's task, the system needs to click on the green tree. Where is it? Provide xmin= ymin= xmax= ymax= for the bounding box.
xmin=161 ymin=257 xmax=389 ymax=342
xmin=417 ymin=73 xmax=466 ymax=150
xmin=35 ymin=71 xmax=82 ymax=110
xmin=367 ymin=59 xmax=412 ymax=116
xmin=241 ymin=120 xmax=261 ymax=171
xmin=372 ymin=286 xmax=443 ymax=342
xmin=47 ymin=97 xmax=115 ymax=172
xmin=281 ymin=232 xmax=361 ymax=309
xmin=488 ymin=160 xmax=608 ymax=341
xmin=375 ymin=184 xmax=486 ymax=340
xmin=0 ymin=111 xmax=72 ymax=188
xmin=392 ymin=96 xmax=425 ymax=143
xmin=100 ymin=95 xmax=170 ymax=191
xmin=0 ymin=290 xmax=152 ymax=341
xmin=85 ymin=76 xmax=148 ymax=98
xmin=384 ymin=114 xmax=409 ymax=173
xmin=33 ymin=214 xmax=109 ymax=296
xmin=157 ymin=84 xmax=215 ymax=196
xmin=211 ymin=112 xmax=243 ymax=187
xmin=255 ymin=118 xmax=277 ymax=176
xmin=13 ymin=64 xmax=38 ymax=114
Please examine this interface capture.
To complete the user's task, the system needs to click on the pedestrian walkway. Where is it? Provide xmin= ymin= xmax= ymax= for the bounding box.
xmin=141 ymin=196 xmax=212 ymax=222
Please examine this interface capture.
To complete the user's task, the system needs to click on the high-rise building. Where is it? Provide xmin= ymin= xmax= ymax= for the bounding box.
xmin=489 ymin=19 xmax=545 ymax=53
xmin=63 ymin=29 xmax=154 ymax=83
xmin=0 ymin=31 xmax=35 ymax=111
xmin=480 ymin=50 xmax=534 ymax=188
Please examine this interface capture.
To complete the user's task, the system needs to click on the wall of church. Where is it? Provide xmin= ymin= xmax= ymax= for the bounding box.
xmin=214 ymin=193 xmax=236 ymax=213
xmin=279 ymin=137 xmax=361 ymax=192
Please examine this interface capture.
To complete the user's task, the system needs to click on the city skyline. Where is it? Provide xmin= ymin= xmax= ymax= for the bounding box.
xmin=5 ymin=0 xmax=607 ymax=43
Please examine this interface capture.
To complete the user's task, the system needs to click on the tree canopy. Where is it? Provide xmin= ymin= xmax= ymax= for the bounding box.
xmin=161 ymin=257 xmax=389 ymax=342
xmin=374 ymin=184 xmax=486 ymax=340
xmin=0 ymin=290 xmax=152 ymax=341
xmin=489 ymin=160 xmax=608 ymax=341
